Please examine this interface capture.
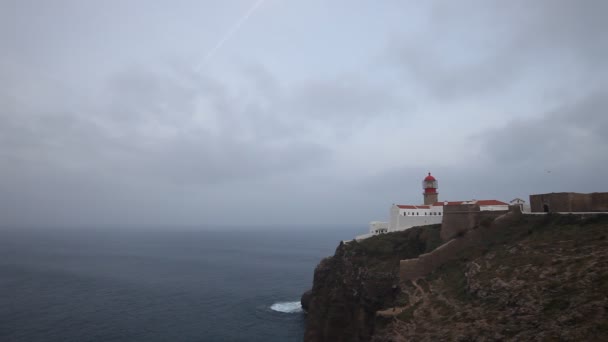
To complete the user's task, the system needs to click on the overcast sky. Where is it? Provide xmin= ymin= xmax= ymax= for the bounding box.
xmin=1 ymin=0 xmax=607 ymax=228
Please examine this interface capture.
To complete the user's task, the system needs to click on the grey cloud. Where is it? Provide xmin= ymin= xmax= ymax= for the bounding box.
xmin=1 ymin=1 xmax=605 ymax=228
xmin=287 ymin=76 xmax=400 ymax=121
xmin=353 ymin=91 xmax=608 ymax=210
xmin=0 ymin=63 xmax=341 ymax=226
xmin=389 ymin=0 xmax=608 ymax=99
xmin=1 ymin=66 xmax=334 ymax=188
xmin=456 ymin=91 xmax=608 ymax=198
xmin=477 ymin=92 xmax=608 ymax=166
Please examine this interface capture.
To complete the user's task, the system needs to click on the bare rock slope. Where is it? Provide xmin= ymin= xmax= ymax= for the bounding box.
xmin=304 ymin=214 xmax=608 ymax=342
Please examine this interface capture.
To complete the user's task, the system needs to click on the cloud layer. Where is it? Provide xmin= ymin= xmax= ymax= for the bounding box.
xmin=1 ymin=0 xmax=606 ymax=228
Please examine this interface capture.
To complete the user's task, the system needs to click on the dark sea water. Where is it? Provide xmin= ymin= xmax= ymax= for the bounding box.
xmin=0 ymin=225 xmax=363 ymax=342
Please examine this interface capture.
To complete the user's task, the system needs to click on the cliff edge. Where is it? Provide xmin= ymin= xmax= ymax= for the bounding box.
xmin=303 ymin=225 xmax=442 ymax=342
xmin=303 ymin=214 xmax=608 ymax=341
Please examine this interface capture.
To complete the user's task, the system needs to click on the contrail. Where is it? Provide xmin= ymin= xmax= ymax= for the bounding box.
xmin=196 ymin=0 xmax=266 ymax=71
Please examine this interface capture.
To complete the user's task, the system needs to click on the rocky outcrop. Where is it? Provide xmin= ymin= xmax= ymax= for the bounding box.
xmin=303 ymin=225 xmax=442 ymax=342
xmin=304 ymin=214 xmax=608 ymax=342
xmin=301 ymin=289 xmax=312 ymax=312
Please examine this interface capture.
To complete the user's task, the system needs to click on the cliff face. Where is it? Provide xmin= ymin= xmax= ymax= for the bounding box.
xmin=304 ymin=215 xmax=608 ymax=342
xmin=304 ymin=225 xmax=442 ymax=342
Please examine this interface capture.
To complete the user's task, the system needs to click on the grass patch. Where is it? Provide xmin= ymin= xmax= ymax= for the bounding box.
xmin=430 ymin=261 xmax=470 ymax=302
xmin=350 ymin=224 xmax=442 ymax=261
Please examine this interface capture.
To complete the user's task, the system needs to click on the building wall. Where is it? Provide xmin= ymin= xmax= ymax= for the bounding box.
xmin=389 ymin=205 xmax=443 ymax=231
xmin=389 ymin=206 xmax=399 ymax=230
xmin=369 ymin=221 xmax=389 ymax=234
xmin=530 ymin=192 xmax=608 ymax=212
xmin=395 ymin=215 xmax=442 ymax=231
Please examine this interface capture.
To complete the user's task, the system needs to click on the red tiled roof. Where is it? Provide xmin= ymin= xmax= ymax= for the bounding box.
xmin=397 ymin=200 xmax=508 ymax=208
xmin=432 ymin=201 xmax=464 ymax=206
xmin=396 ymin=205 xmax=432 ymax=209
xmin=396 ymin=205 xmax=416 ymax=209
xmin=432 ymin=200 xmax=507 ymax=206
xmin=477 ymin=200 xmax=509 ymax=206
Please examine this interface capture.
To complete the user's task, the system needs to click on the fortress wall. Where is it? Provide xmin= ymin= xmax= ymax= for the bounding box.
xmin=440 ymin=204 xmax=480 ymax=241
xmin=531 ymin=192 xmax=608 ymax=212
xmin=399 ymin=232 xmax=479 ymax=282
xmin=529 ymin=195 xmax=543 ymax=212
xmin=400 ymin=207 xmax=520 ymax=282
xmin=530 ymin=193 xmax=572 ymax=212
xmin=479 ymin=210 xmax=510 ymax=226
xmin=399 ymin=208 xmax=605 ymax=283
xmin=591 ymin=192 xmax=608 ymax=211
xmin=570 ymin=193 xmax=593 ymax=212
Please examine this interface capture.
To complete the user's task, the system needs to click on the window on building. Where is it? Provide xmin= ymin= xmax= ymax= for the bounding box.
xmin=417 ymin=212 xmax=419 ymax=215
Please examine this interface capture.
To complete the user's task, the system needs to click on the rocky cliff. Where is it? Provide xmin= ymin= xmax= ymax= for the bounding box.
xmin=303 ymin=214 xmax=608 ymax=341
xmin=303 ymin=225 xmax=443 ymax=342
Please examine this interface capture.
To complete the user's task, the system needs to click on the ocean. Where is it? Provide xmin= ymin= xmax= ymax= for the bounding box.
xmin=0 ymin=225 xmax=363 ymax=342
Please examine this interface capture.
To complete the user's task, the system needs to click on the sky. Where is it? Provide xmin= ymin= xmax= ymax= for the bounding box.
xmin=1 ymin=0 xmax=607 ymax=228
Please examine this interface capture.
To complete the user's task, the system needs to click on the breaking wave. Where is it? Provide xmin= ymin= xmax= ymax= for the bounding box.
xmin=270 ymin=301 xmax=303 ymax=313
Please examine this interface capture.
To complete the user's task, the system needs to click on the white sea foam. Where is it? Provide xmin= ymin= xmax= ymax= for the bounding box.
xmin=270 ymin=301 xmax=303 ymax=313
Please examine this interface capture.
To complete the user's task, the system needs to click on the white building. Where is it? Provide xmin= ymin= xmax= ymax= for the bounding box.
xmin=510 ymin=198 xmax=531 ymax=213
xmin=355 ymin=221 xmax=389 ymax=240
xmin=356 ymin=173 xmax=509 ymax=240
xmin=388 ymin=200 xmax=509 ymax=231
xmin=389 ymin=204 xmax=443 ymax=231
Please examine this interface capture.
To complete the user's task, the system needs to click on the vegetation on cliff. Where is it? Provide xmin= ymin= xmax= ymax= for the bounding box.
xmin=303 ymin=225 xmax=442 ymax=342
xmin=304 ymin=214 xmax=608 ymax=342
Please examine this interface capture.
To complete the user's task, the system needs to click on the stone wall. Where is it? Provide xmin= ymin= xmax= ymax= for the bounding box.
xmin=530 ymin=192 xmax=608 ymax=212
xmin=400 ymin=237 xmax=474 ymax=282
xmin=439 ymin=204 xmax=480 ymax=241
xmin=439 ymin=204 xmax=508 ymax=241
xmin=530 ymin=193 xmax=569 ymax=212
xmin=591 ymin=192 xmax=608 ymax=211
xmin=400 ymin=206 xmax=521 ymax=282
xmin=399 ymin=222 xmax=498 ymax=282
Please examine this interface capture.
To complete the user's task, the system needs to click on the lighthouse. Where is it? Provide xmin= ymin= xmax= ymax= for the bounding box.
xmin=422 ymin=172 xmax=438 ymax=205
